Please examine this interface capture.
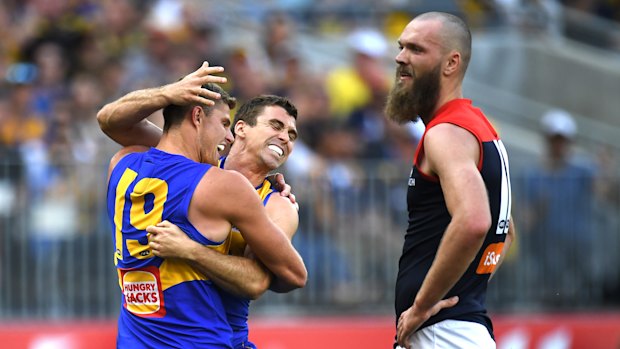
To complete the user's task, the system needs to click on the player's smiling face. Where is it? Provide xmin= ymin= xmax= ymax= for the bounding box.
xmin=244 ymin=106 xmax=297 ymax=170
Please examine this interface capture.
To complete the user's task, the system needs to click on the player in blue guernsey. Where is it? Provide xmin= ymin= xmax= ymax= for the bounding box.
xmin=99 ymin=64 xmax=307 ymax=348
xmin=104 ymin=92 xmax=302 ymax=349
xmin=150 ymin=95 xmax=302 ymax=349
xmin=384 ymin=13 xmax=516 ymax=349
xmin=215 ymin=96 xmax=301 ymax=349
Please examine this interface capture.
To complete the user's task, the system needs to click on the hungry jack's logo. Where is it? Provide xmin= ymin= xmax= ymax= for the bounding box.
xmin=121 ymin=266 xmax=166 ymax=317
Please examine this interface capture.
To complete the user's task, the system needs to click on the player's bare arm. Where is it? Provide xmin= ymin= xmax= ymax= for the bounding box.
xmin=397 ymin=123 xmax=490 ymax=347
xmin=147 ymin=220 xmax=269 ymax=299
xmin=97 ymin=61 xmax=226 ymax=147
xmin=250 ymin=193 xmax=301 ymax=293
xmin=147 ymin=193 xmax=300 ymax=298
xmin=207 ymin=193 xmax=301 ymax=296
xmin=193 ymin=168 xmax=307 ymax=289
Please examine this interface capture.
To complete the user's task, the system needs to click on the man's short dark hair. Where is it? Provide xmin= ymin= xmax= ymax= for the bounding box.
xmin=232 ymin=95 xmax=297 ymax=136
xmin=416 ymin=12 xmax=472 ymax=77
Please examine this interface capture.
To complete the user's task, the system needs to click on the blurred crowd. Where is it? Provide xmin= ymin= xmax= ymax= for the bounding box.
xmin=0 ymin=0 xmax=619 ymax=318
xmin=508 ymin=109 xmax=620 ymax=311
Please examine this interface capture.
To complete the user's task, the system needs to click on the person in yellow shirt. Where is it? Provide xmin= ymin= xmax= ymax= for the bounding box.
xmin=325 ymin=28 xmax=391 ymax=119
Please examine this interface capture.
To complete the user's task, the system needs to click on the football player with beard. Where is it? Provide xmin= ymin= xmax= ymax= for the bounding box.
xmin=387 ymin=12 xmax=516 ymax=349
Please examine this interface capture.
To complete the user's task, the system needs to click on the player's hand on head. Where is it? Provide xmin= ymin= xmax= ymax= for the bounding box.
xmin=163 ymin=61 xmax=228 ymax=107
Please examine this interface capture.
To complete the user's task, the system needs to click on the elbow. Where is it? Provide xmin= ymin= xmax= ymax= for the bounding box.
xmin=288 ymin=277 xmax=307 ymax=291
xmin=267 ymin=252 xmax=308 ymax=290
xmin=463 ymin=213 xmax=492 ymax=240
xmin=269 ymin=267 xmax=307 ymax=293
xmin=297 ymin=270 xmax=308 ymax=289
xmin=279 ymin=265 xmax=308 ymax=290
xmin=245 ymin=278 xmax=270 ymax=300
xmin=290 ymin=257 xmax=308 ymax=289
xmin=96 ymin=106 xmax=112 ymax=133
xmin=292 ymin=265 xmax=308 ymax=289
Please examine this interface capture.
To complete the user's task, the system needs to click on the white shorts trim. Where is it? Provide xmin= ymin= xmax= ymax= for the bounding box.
xmin=397 ymin=319 xmax=496 ymax=349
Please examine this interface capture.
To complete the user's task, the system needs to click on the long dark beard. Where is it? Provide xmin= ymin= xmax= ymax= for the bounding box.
xmin=384 ymin=64 xmax=441 ymax=124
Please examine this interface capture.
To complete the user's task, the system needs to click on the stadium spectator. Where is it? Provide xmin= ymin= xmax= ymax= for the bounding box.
xmin=519 ymin=109 xmax=598 ymax=307
xmin=325 ymin=27 xmax=390 ymax=119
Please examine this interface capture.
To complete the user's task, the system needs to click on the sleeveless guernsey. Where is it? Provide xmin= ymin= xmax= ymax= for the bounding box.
xmin=107 ymin=148 xmax=233 ymax=348
xmin=395 ymin=99 xmax=512 ymax=338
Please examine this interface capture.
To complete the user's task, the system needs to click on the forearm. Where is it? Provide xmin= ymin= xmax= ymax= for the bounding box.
xmin=229 ymin=185 xmax=307 ymax=290
xmin=250 ymin=239 xmax=307 ymax=289
xmin=259 ymin=245 xmax=305 ymax=293
xmin=97 ymin=86 xmax=167 ymax=146
xmin=188 ymin=244 xmax=271 ymax=299
xmin=242 ymin=248 xmax=292 ymax=293
xmin=414 ymin=221 xmax=486 ymax=310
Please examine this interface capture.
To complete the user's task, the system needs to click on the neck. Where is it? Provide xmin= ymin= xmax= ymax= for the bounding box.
xmin=422 ymin=81 xmax=463 ymax=124
xmin=225 ymin=146 xmax=271 ymax=187
xmin=157 ymin=130 xmax=200 ymax=162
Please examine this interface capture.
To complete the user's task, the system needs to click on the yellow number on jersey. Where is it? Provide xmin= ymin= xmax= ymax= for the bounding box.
xmin=114 ymin=168 xmax=169 ymax=265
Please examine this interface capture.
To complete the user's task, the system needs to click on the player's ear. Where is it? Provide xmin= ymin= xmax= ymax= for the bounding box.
xmin=191 ymin=106 xmax=202 ymax=127
xmin=444 ymin=50 xmax=460 ymax=76
xmin=234 ymin=120 xmax=247 ymax=138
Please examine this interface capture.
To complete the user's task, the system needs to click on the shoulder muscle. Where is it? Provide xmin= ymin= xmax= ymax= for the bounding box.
xmin=424 ymin=123 xmax=480 ymax=176
xmin=194 ymin=168 xmax=262 ymax=219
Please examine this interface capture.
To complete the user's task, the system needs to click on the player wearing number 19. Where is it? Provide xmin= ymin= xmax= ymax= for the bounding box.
xmin=388 ymin=12 xmax=516 ymax=349
xmin=102 ymin=63 xmax=307 ymax=348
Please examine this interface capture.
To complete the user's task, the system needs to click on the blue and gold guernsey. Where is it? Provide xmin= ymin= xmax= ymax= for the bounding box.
xmin=217 ymin=156 xmax=276 ymax=349
xmin=107 ymin=148 xmax=233 ymax=348
xmin=395 ymin=99 xmax=512 ymax=339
